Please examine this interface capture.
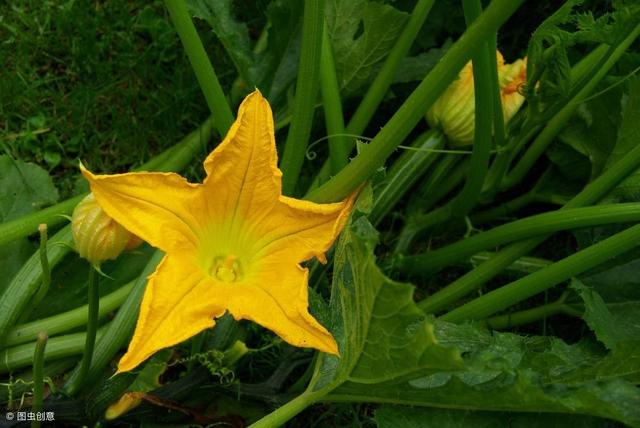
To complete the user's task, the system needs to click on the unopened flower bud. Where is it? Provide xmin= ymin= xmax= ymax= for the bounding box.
xmin=72 ymin=193 xmax=141 ymax=265
xmin=426 ymin=51 xmax=527 ymax=145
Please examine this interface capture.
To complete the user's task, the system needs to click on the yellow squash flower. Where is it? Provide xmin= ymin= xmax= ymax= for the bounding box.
xmin=81 ymin=91 xmax=355 ymax=373
xmin=426 ymin=51 xmax=527 ymax=145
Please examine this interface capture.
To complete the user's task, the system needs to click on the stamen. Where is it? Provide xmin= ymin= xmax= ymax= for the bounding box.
xmin=214 ymin=254 xmax=240 ymax=282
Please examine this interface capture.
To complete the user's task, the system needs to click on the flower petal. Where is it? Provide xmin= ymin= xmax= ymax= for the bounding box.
xmin=81 ymin=165 xmax=203 ymax=254
xmin=227 ymin=263 xmax=339 ymax=355
xmin=202 ymin=90 xmax=282 ymax=229
xmin=249 ymin=192 xmax=356 ymax=264
xmin=117 ymin=254 xmax=225 ymax=373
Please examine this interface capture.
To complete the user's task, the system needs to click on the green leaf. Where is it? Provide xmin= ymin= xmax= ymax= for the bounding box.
xmin=187 ymin=0 xmax=255 ymax=84
xmin=0 ymin=155 xmax=59 ymax=222
xmin=571 ymin=279 xmax=640 ymax=350
xmin=375 ymin=406 xmax=609 ymax=428
xmin=393 ymin=41 xmax=451 ymax=84
xmin=605 ymin=76 xmax=640 ymax=201
xmin=558 ymin=83 xmax=624 ymax=179
xmin=387 ymin=322 xmax=640 ymax=426
xmin=325 ymin=0 xmax=408 ymax=97
xmin=0 ymin=155 xmax=59 ymax=294
xmin=308 ymin=192 xmax=463 ymax=394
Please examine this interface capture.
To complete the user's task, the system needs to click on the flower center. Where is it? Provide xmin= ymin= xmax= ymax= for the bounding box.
xmin=214 ymin=254 xmax=241 ymax=282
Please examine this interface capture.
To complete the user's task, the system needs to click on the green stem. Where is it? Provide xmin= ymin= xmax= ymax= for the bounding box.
xmin=249 ymin=391 xmax=321 ymax=428
xmin=468 ymin=252 xmax=552 ymax=276
xmin=442 ymin=222 xmax=640 ymax=322
xmin=482 ymin=44 xmax=611 ymax=197
xmin=416 ymin=156 xmax=469 ymax=213
xmin=502 ymin=22 xmax=640 ymax=190
xmin=319 ymin=22 xmax=349 ymax=174
xmin=488 ymin=34 xmax=505 ymax=148
xmin=0 ymin=117 xmax=213 ymax=247
xmin=76 ymin=266 xmax=99 ymax=390
xmin=370 ymin=130 xmax=444 ymax=225
xmin=311 ymin=0 xmax=436 ymax=186
xmin=470 ymin=190 xmax=537 ymax=224
xmin=33 ymin=224 xmax=51 ymax=309
xmin=484 ymin=297 xmax=581 ymax=330
xmin=307 ymin=0 xmax=524 ymax=203
xmin=0 ymin=227 xmax=74 ymax=349
xmin=4 ymin=281 xmax=134 ymax=348
xmin=164 ymin=0 xmax=233 ymax=135
xmin=346 ymin=0 xmax=436 ymax=137
xmin=0 ymin=329 xmax=106 ymax=374
xmin=449 ymin=0 xmax=493 ymax=218
xmin=31 ymin=332 xmax=47 ymax=428
xmin=62 ymin=251 xmax=164 ymax=395
xmin=280 ymin=0 xmax=325 ymax=194
xmin=401 ymin=203 xmax=640 ymax=277
xmin=417 ymin=140 xmax=640 ymax=314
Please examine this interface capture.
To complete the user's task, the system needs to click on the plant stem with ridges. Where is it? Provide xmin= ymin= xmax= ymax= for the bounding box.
xmin=280 ymin=0 xmax=325 ymax=194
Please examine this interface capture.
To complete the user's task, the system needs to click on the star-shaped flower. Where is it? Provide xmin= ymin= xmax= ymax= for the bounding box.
xmin=81 ymin=91 xmax=355 ymax=373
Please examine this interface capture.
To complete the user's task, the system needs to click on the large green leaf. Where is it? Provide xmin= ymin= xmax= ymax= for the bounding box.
xmin=308 ymin=187 xmax=463 ymax=394
xmin=325 ymin=0 xmax=408 ymax=97
xmin=344 ymin=321 xmax=640 ymax=426
xmin=375 ymin=406 xmax=609 ymax=428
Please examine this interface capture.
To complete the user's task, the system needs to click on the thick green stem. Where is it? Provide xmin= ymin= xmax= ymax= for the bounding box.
xmin=164 ymin=0 xmax=233 ymax=135
xmin=280 ymin=0 xmax=325 ymax=194
xmin=502 ymin=22 xmax=640 ymax=189
xmin=470 ymin=190 xmax=537 ymax=224
xmin=395 ymin=0 xmax=495 ymax=250
xmin=319 ymin=22 xmax=349 ymax=174
xmin=346 ymin=0 xmax=436 ymax=137
xmin=484 ymin=298 xmax=581 ymax=330
xmin=442 ymin=222 xmax=640 ymax=322
xmin=449 ymin=0 xmax=494 ymax=218
xmin=370 ymin=130 xmax=444 ymax=225
xmin=413 ymin=154 xmax=461 ymax=210
xmin=0 ymin=329 xmax=106 ymax=374
xmin=4 ymin=281 xmax=133 ymax=348
xmin=311 ymin=0 xmax=436 ymax=186
xmin=469 ymin=252 xmax=552 ymax=276
xmin=249 ymin=391 xmax=321 ymax=428
xmin=0 ymin=117 xmax=213 ymax=246
xmin=31 ymin=332 xmax=47 ymax=428
xmin=488 ymin=34 xmax=505 ymax=148
xmin=33 ymin=224 xmax=51 ymax=309
xmin=307 ymin=0 xmax=524 ymax=203
xmin=76 ymin=266 xmax=99 ymax=390
xmin=401 ymin=203 xmax=640 ymax=276
xmin=417 ymin=140 xmax=640 ymax=314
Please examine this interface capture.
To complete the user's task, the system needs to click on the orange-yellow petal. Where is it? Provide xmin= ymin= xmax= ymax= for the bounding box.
xmin=250 ymin=192 xmax=356 ymax=264
xmin=500 ymin=57 xmax=527 ymax=123
xmin=116 ymin=254 xmax=226 ymax=373
xmin=201 ymin=90 xmax=282 ymax=228
xmin=80 ymin=165 xmax=203 ymax=254
xmin=224 ymin=263 xmax=338 ymax=355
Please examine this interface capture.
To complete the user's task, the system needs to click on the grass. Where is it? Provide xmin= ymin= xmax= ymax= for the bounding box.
xmin=0 ymin=0 xmax=233 ymax=198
